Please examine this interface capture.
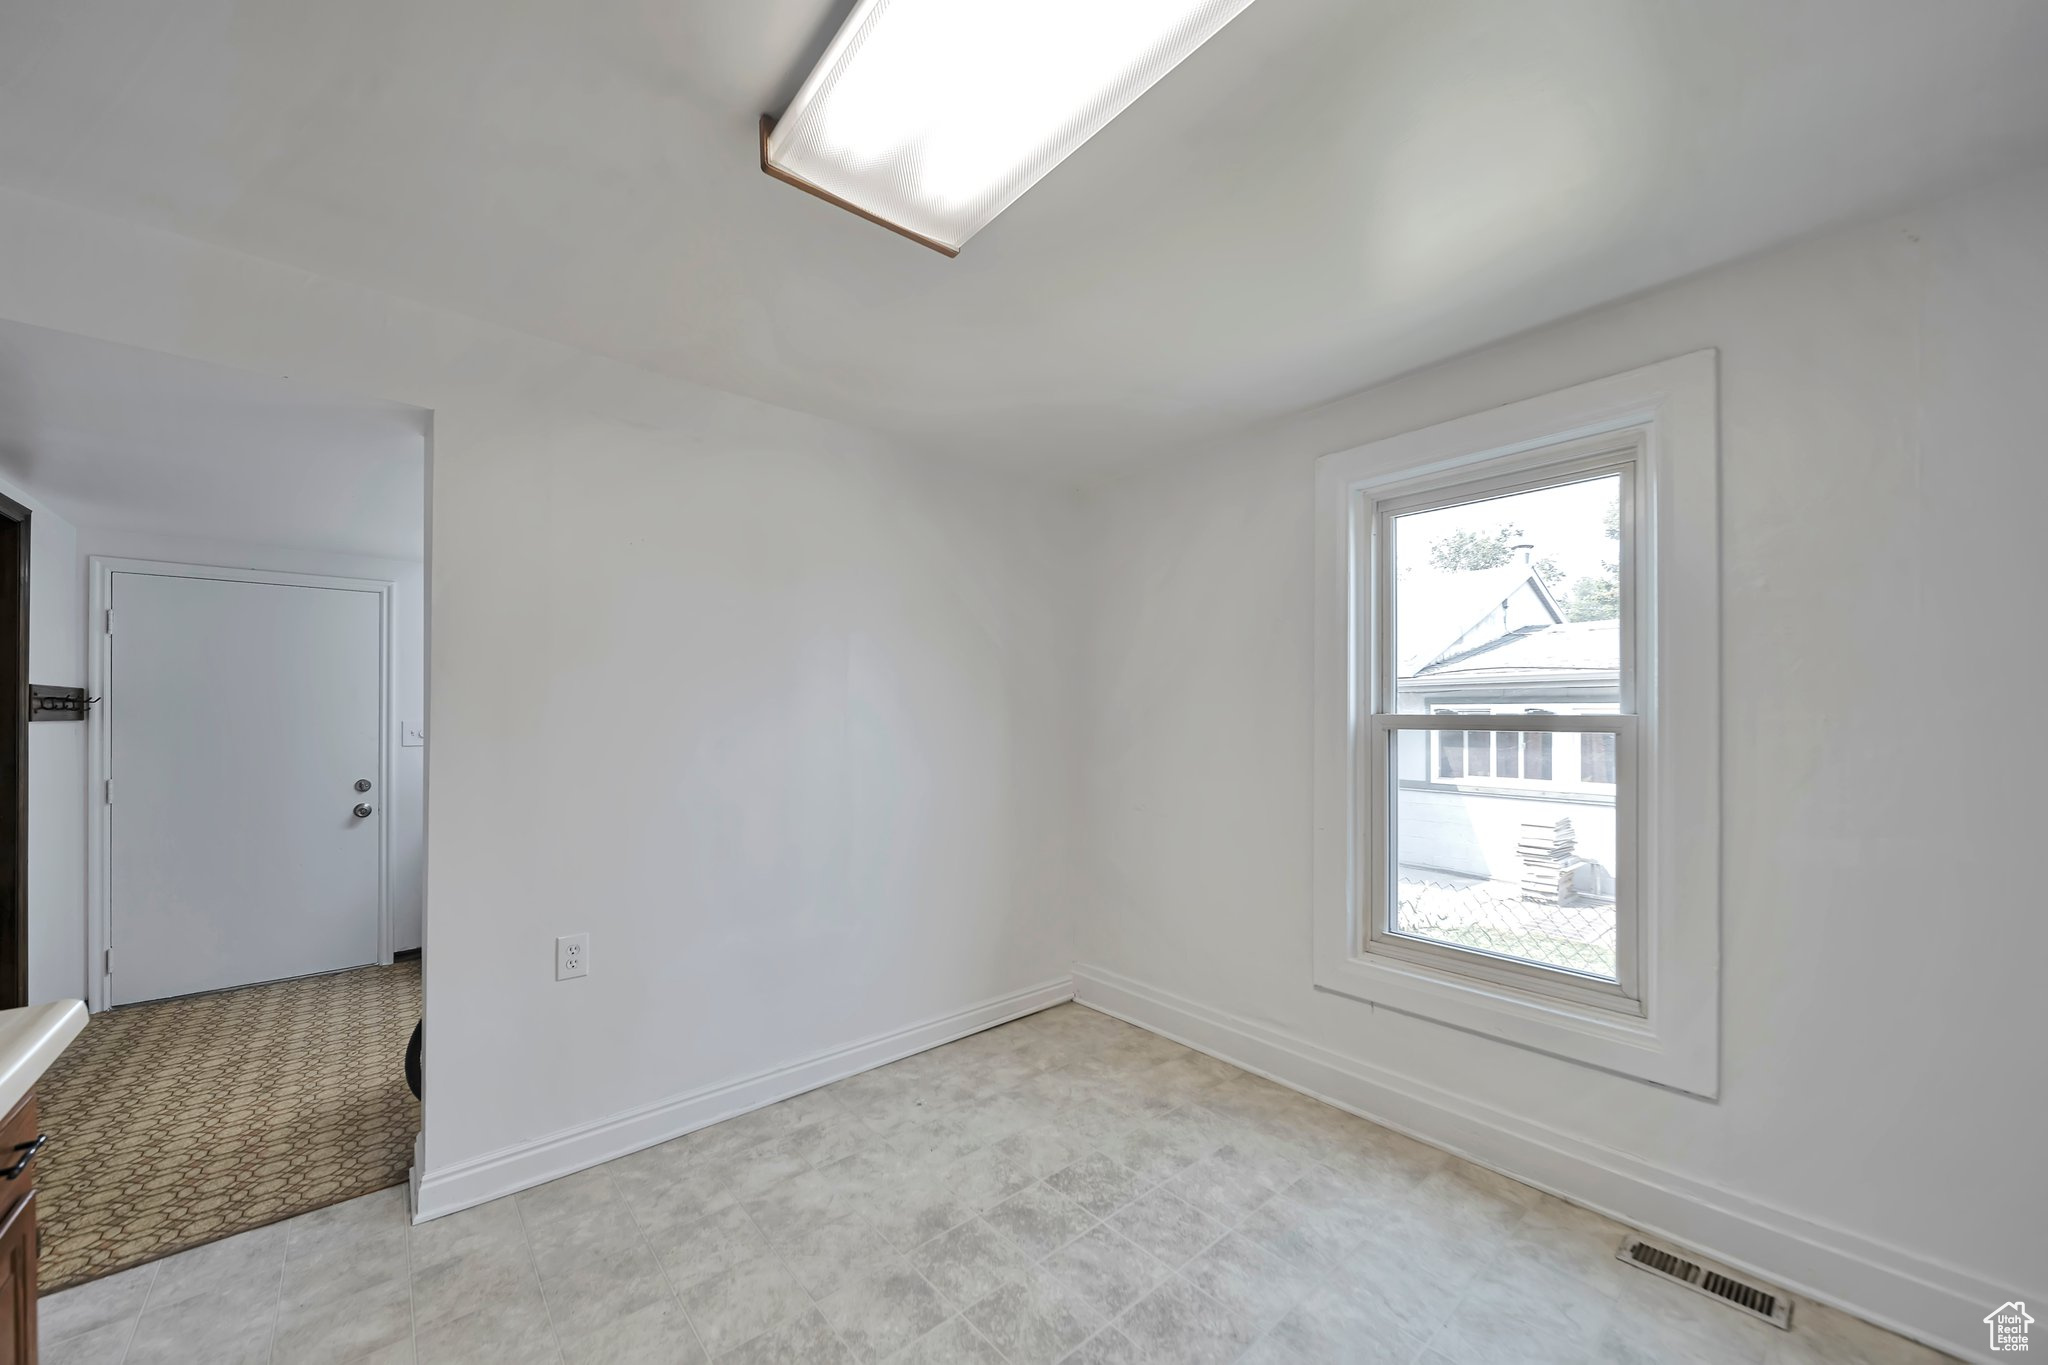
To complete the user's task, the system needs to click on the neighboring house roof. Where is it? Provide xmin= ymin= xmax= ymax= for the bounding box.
xmin=1418 ymin=619 xmax=1619 ymax=679
xmin=1397 ymin=560 xmax=1564 ymax=675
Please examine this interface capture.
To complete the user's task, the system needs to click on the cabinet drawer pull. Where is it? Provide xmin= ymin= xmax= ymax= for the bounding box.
xmin=3 ymin=1135 xmax=46 ymax=1179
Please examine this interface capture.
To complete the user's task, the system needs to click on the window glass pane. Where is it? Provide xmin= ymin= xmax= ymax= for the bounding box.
xmin=1580 ymin=732 xmax=1617 ymax=784
xmin=1494 ymin=731 xmax=1519 ymax=779
xmin=1392 ymin=474 xmax=1621 ymax=716
xmin=1526 ymin=731 xmax=1552 ymax=780
xmin=1465 ymin=731 xmax=1491 ymax=778
xmin=1438 ymin=732 xmax=1463 ymax=779
xmin=1392 ymin=727 xmax=1618 ymax=980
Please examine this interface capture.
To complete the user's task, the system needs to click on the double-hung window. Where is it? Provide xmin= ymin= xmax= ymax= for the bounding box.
xmin=1377 ymin=456 xmax=1635 ymax=1000
xmin=1312 ymin=354 xmax=1721 ymax=1094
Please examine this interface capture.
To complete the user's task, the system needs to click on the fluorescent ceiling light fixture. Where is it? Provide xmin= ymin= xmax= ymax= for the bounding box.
xmin=762 ymin=0 xmax=1258 ymax=256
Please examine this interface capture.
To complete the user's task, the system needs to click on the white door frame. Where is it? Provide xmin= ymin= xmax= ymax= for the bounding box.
xmin=87 ymin=556 xmax=397 ymax=1013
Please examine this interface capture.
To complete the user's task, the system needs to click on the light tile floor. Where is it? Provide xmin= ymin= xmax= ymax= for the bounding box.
xmin=40 ymin=1003 xmax=1957 ymax=1364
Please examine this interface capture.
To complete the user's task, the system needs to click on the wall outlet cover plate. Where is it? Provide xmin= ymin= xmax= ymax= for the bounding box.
xmin=555 ymin=933 xmax=589 ymax=980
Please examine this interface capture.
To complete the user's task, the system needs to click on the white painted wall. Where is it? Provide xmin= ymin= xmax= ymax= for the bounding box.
xmin=0 ymin=185 xmax=1082 ymax=1193
xmin=417 ymin=402 xmax=1081 ymax=1182
xmin=74 ymin=530 xmax=426 ymax=962
xmin=1076 ymin=163 xmax=2048 ymax=1351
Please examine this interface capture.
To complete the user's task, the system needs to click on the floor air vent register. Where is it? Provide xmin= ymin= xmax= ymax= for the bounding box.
xmin=1617 ymin=1235 xmax=1795 ymax=1330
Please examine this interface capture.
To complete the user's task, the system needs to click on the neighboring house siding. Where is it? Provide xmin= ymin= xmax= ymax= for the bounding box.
xmin=1398 ymin=786 xmax=1618 ymax=894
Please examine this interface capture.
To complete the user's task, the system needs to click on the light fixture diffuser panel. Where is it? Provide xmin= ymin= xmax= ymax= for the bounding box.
xmin=764 ymin=0 xmax=1257 ymax=253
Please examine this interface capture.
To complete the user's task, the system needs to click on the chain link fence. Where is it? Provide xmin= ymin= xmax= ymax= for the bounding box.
xmin=1395 ymin=873 xmax=1616 ymax=979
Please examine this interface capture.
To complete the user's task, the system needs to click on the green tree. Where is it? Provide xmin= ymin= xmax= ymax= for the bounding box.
xmin=1428 ymin=524 xmax=1563 ymax=590
xmin=1564 ymin=576 xmax=1618 ymax=621
xmin=1563 ymin=490 xmax=1622 ymax=621
xmin=1428 ymin=526 xmax=1518 ymax=572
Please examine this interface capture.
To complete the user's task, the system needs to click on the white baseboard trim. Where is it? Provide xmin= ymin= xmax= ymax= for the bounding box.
xmin=1073 ymin=962 xmax=2015 ymax=1365
xmin=413 ymin=975 xmax=1074 ymax=1223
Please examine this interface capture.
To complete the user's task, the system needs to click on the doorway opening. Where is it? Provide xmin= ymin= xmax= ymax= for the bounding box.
xmin=0 ymin=316 xmax=429 ymax=1293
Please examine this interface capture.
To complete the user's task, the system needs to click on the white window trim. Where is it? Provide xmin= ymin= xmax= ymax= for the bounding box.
xmin=1312 ymin=351 xmax=1720 ymax=1097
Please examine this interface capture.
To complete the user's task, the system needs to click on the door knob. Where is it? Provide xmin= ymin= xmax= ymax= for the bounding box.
xmin=355 ymin=778 xmax=373 ymax=793
xmin=353 ymin=803 xmax=374 ymax=818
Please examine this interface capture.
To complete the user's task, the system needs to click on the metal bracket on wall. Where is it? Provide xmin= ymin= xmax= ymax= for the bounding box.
xmin=29 ymin=685 xmax=96 ymax=721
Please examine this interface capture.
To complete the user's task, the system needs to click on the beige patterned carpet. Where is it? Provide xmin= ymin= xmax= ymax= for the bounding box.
xmin=36 ymin=960 xmax=421 ymax=1292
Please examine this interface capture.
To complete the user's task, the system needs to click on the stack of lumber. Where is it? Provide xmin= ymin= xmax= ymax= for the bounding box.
xmin=1519 ymin=817 xmax=1581 ymax=903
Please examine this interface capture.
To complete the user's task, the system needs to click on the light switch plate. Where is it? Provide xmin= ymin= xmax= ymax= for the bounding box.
xmin=401 ymin=721 xmax=425 ymax=748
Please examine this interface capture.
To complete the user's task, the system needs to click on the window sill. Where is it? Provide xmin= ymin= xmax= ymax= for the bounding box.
xmin=1312 ymin=949 xmax=1713 ymax=1094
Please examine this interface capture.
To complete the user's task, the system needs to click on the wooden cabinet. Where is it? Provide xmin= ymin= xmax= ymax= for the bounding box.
xmin=0 ymin=1091 xmax=39 ymax=1365
xmin=0 ymin=1187 xmax=33 ymax=1365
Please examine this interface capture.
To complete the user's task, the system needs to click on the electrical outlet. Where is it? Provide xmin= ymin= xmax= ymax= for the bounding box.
xmin=555 ymin=933 xmax=589 ymax=980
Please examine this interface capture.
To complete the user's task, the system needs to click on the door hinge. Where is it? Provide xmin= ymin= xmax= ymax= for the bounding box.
xmin=104 ymin=778 xmax=112 ymax=805
xmin=103 ymin=948 xmax=112 ymax=976
xmin=104 ymin=607 xmax=113 ymax=635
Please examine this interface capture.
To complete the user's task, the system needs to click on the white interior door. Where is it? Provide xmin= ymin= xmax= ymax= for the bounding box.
xmin=108 ymin=569 xmax=385 ymax=1005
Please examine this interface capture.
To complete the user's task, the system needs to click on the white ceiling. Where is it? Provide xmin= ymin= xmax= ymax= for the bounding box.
xmin=0 ymin=0 xmax=2045 ymax=478
xmin=0 ymin=318 xmax=427 ymax=560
